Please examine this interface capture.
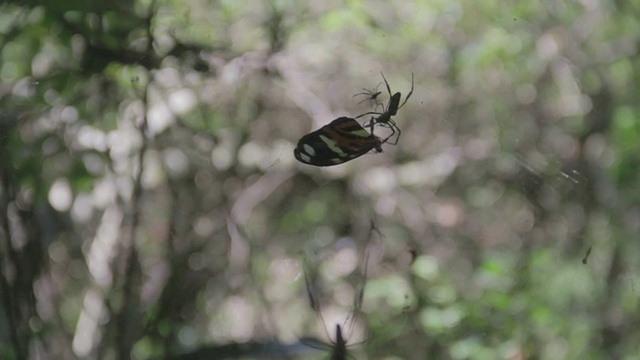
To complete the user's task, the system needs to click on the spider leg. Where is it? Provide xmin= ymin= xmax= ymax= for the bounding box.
xmin=397 ymin=73 xmax=414 ymax=110
xmin=388 ymin=120 xmax=401 ymax=145
xmin=374 ymin=119 xmax=401 ymax=145
xmin=354 ymin=81 xmax=383 ymax=98
xmin=354 ymin=80 xmax=385 ymax=108
xmin=379 ymin=129 xmax=395 ymax=146
xmin=353 ymin=88 xmax=374 ymax=98
xmin=355 ymin=111 xmax=382 ymax=119
xmin=302 ymin=258 xmax=333 ymax=343
xmin=367 ymin=120 xmax=384 ymax=153
xmin=370 ymin=96 xmax=384 ymax=109
xmin=355 ymin=95 xmax=380 ymax=105
xmin=380 ymin=72 xmax=393 ymax=99
xmin=366 ymin=116 xmax=376 ymax=134
xmin=386 ymin=122 xmax=397 ymax=145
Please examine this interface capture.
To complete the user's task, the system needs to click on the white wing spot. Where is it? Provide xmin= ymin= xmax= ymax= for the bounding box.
xmin=300 ymin=153 xmax=311 ymax=162
xmin=303 ymin=144 xmax=316 ymax=156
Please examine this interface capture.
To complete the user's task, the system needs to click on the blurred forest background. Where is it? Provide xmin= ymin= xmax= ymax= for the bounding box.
xmin=1 ymin=0 xmax=639 ymax=359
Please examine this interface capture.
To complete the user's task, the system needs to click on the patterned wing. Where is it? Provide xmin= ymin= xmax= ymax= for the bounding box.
xmin=294 ymin=117 xmax=382 ymax=166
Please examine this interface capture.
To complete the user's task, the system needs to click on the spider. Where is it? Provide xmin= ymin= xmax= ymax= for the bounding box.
xmin=353 ymin=81 xmax=384 ymax=110
xmin=301 ymin=252 xmax=369 ymax=360
xmin=355 ymin=72 xmax=414 ymax=145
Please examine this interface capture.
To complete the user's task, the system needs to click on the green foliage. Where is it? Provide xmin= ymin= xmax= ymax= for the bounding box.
xmin=1 ymin=0 xmax=639 ymax=359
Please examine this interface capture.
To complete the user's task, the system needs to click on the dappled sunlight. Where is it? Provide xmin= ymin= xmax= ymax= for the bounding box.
xmin=354 ymin=167 xmax=397 ymax=195
xmin=48 ymin=178 xmax=73 ymax=212
xmin=1 ymin=0 xmax=638 ymax=359
xmin=397 ymin=148 xmax=463 ymax=187
xmin=322 ymin=246 xmax=360 ymax=281
xmin=147 ymin=101 xmax=175 ymax=135
xmin=218 ymin=296 xmax=256 ymax=342
xmin=72 ymin=289 xmax=108 ymax=357
xmin=86 ymin=207 xmax=122 ymax=289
